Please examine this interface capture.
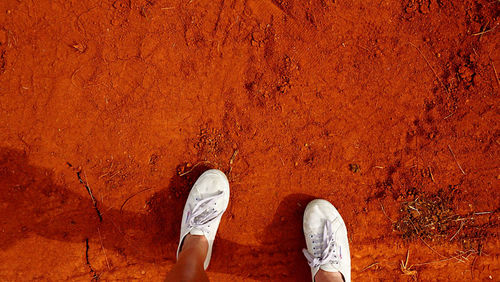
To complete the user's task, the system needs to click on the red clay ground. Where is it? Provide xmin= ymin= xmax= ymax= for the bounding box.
xmin=0 ymin=0 xmax=499 ymax=281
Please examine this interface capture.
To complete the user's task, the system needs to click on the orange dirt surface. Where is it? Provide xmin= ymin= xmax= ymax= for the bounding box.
xmin=0 ymin=0 xmax=499 ymax=281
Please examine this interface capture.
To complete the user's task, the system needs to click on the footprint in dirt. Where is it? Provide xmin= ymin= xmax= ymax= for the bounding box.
xmin=0 ymin=147 xmax=312 ymax=280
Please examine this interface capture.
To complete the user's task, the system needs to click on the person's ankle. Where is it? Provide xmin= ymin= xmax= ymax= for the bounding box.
xmin=179 ymin=234 xmax=208 ymax=255
xmin=314 ymin=269 xmax=344 ymax=282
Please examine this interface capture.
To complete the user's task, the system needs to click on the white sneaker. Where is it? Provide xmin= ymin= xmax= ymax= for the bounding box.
xmin=303 ymin=199 xmax=351 ymax=282
xmin=176 ymin=169 xmax=230 ymax=270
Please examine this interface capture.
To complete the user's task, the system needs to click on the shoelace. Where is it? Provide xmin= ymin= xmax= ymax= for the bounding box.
xmin=186 ymin=191 xmax=224 ymax=234
xmin=302 ymin=220 xmax=340 ymax=268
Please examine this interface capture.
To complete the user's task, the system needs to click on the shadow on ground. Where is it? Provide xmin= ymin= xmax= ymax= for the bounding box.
xmin=0 ymin=147 xmax=312 ymax=280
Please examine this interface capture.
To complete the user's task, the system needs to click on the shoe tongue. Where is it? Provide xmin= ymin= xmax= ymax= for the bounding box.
xmin=189 ymin=228 xmax=204 ymax=236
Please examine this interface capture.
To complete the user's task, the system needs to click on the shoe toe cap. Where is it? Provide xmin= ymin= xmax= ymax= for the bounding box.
xmin=303 ymin=199 xmax=342 ymax=232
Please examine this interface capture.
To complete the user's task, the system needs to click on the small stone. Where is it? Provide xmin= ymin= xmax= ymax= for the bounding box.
xmin=141 ymin=271 xmax=146 ymax=275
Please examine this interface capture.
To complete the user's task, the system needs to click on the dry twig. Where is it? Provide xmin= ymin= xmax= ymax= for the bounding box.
xmin=472 ymin=24 xmax=497 ymax=36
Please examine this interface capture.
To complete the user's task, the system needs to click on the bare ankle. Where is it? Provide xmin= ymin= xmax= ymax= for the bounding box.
xmin=179 ymin=234 xmax=208 ymax=255
xmin=315 ymin=269 xmax=344 ymax=282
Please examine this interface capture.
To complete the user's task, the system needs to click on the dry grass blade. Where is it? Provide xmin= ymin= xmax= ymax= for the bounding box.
xmin=400 ymin=250 xmax=417 ymax=276
xmin=428 ymin=166 xmax=435 ymax=182
xmin=408 ymin=219 xmax=447 ymax=259
xmin=490 ymin=57 xmax=500 ymax=87
xmin=444 ymin=112 xmax=454 ymax=119
xmin=229 ymin=149 xmax=239 ymax=165
xmin=228 ymin=149 xmax=239 ymax=177
xmin=474 ymin=211 xmax=494 ymax=215
xmin=379 ymin=200 xmax=394 ymax=223
xmin=97 ymin=227 xmax=111 ymax=270
xmin=409 ymin=42 xmax=449 ymax=93
xmin=447 ymin=145 xmax=466 ymax=175
xmin=412 ymin=249 xmax=477 ymax=267
xmin=361 ymin=262 xmax=379 ymax=272
xmin=449 ymin=221 xmax=465 ymax=241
